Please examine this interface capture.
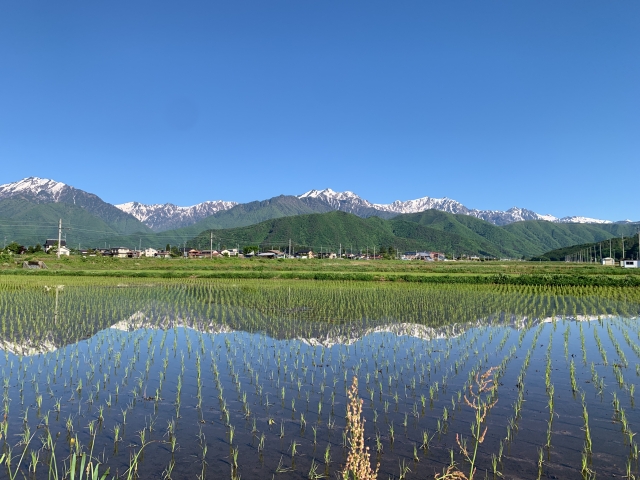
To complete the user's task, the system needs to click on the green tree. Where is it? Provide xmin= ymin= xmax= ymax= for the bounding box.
xmin=5 ymin=242 xmax=22 ymax=254
xmin=243 ymin=245 xmax=259 ymax=255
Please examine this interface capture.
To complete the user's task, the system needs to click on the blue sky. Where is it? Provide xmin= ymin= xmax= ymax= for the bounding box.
xmin=1 ymin=1 xmax=638 ymax=220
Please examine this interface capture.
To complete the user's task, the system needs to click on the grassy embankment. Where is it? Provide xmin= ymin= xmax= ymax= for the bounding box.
xmin=2 ymin=254 xmax=639 ymax=287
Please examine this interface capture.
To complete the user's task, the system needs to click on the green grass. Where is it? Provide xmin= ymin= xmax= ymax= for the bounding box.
xmin=2 ymin=254 xmax=640 ymax=286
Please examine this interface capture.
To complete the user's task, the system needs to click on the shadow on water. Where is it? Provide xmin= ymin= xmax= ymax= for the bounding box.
xmin=0 ymin=279 xmax=639 ymax=479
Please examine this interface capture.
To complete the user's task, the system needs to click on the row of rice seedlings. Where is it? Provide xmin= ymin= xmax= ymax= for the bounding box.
xmin=0 ymin=280 xmax=636 ymax=478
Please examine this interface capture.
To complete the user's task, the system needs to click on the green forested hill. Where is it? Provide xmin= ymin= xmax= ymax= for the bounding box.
xmin=190 ymin=211 xmax=534 ymax=257
xmin=392 ymin=211 xmax=541 ymax=257
xmin=189 ymin=211 xmax=640 ymax=259
xmin=0 ymin=198 xmax=152 ymax=247
xmin=502 ymin=221 xmax=639 ymax=254
xmin=534 ymin=234 xmax=640 ymax=261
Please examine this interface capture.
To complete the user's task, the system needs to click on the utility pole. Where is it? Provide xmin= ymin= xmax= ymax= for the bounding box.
xmin=339 ymin=243 xmax=341 ymax=259
xmin=622 ymin=235 xmax=625 ymax=260
xmin=210 ymin=232 xmax=213 ymax=259
xmin=57 ymin=218 xmax=62 ymax=259
xmin=289 ymin=238 xmax=292 ymax=258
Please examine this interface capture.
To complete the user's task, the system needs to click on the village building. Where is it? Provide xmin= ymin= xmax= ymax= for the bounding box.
xmin=44 ymin=239 xmax=66 ymax=254
xmin=621 ymin=260 xmax=639 ymax=269
xmin=110 ymin=247 xmax=130 ymax=258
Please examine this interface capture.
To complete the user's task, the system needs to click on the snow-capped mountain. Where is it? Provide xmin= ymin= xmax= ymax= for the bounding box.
xmin=556 ymin=216 xmax=612 ymax=225
xmin=0 ymin=177 xmax=149 ymax=232
xmin=0 ymin=178 xmax=621 ymax=232
xmin=297 ymin=188 xmax=574 ymax=226
xmin=0 ymin=177 xmax=68 ymax=202
xmin=116 ymin=200 xmax=237 ymax=232
xmin=298 ymin=188 xmax=388 ymax=217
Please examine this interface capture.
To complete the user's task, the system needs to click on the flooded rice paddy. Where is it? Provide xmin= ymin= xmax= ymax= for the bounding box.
xmin=1 ymin=278 xmax=640 ymax=479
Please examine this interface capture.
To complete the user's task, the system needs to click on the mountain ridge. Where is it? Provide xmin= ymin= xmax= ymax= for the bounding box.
xmin=0 ymin=178 xmax=622 ymax=232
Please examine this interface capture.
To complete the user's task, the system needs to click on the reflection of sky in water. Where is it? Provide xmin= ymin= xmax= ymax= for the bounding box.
xmin=1 ymin=313 xmax=640 ymax=479
xmin=1 ymin=283 xmax=640 ymax=478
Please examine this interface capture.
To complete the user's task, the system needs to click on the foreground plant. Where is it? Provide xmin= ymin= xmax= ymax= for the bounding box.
xmin=341 ymin=376 xmax=379 ymax=480
xmin=435 ymin=367 xmax=498 ymax=480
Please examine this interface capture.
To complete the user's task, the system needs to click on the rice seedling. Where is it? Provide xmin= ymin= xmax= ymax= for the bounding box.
xmin=0 ymin=277 xmax=638 ymax=478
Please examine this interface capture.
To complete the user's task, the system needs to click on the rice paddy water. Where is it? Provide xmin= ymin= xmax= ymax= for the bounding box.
xmin=0 ymin=277 xmax=639 ymax=479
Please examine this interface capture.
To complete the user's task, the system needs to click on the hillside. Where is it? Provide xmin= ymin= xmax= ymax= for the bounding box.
xmin=0 ymin=178 xmax=149 ymax=235
xmin=0 ymin=198 xmax=151 ymax=247
xmin=189 ymin=211 xmax=640 ymax=259
xmin=534 ymin=234 xmax=640 ymax=261
xmin=502 ymin=221 xmax=640 ymax=254
xmin=392 ymin=210 xmax=541 ymax=257
xmin=190 ymin=211 xmax=526 ymax=257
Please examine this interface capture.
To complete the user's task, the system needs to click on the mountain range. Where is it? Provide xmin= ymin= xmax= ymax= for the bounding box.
xmin=116 ymin=186 xmax=618 ymax=231
xmin=0 ymin=177 xmax=637 ymax=258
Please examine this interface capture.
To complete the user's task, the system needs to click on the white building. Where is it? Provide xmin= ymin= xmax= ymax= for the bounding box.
xmin=220 ymin=248 xmax=239 ymax=257
xmin=143 ymin=248 xmax=158 ymax=257
xmin=621 ymin=260 xmax=639 ymax=269
xmin=602 ymin=257 xmax=615 ymax=266
xmin=110 ymin=247 xmax=130 ymax=258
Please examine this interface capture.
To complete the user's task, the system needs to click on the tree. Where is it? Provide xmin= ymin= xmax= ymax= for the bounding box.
xmin=5 ymin=242 xmax=22 ymax=254
xmin=243 ymin=245 xmax=259 ymax=255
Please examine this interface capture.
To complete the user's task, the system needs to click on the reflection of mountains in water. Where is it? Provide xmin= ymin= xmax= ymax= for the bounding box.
xmin=91 ymin=311 xmax=620 ymax=348
xmin=0 ymin=309 xmax=623 ymax=357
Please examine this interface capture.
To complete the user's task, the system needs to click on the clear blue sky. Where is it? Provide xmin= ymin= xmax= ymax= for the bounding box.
xmin=1 ymin=1 xmax=638 ymax=220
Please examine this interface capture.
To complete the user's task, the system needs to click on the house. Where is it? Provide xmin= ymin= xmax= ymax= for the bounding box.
xmin=220 ymin=248 xmax=239 ymax=257
xmin=602 ymin=257 xmax=615 ymax=266
xmin=188 ymin=249 xmax=203 ymax=258
xmin=155 ymin=250 xmax=172 ymax=258
xmin=295 ymin=250 xmax=314 ymax=259
xmin=110 ymin=247 xmax=130 ymax=258
xmin=621 ymin=260 xmax=639 ymax=269
xmin=257 ymin=252 xmax=278 ymax=259
xmin=44 ymin=239 xmax=66 ymax=253
xmin=143 ymin=248 xmax=158 ymax=257
xmin=57 ymin=246 xmax=71 ymax=256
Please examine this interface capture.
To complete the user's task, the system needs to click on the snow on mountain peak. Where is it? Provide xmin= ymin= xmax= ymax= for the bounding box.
xmin=0 ymin=177 xmax=68 ymax=200
xmin=298 ymin=188 xmax=360 ymax=201
xmin=115 ymin=200 xmax=237 ymax=231
xmin=373 ymin=196 xmax=466 ymax=214
xmin=557 ymin=216 xmax=612 ymax=224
